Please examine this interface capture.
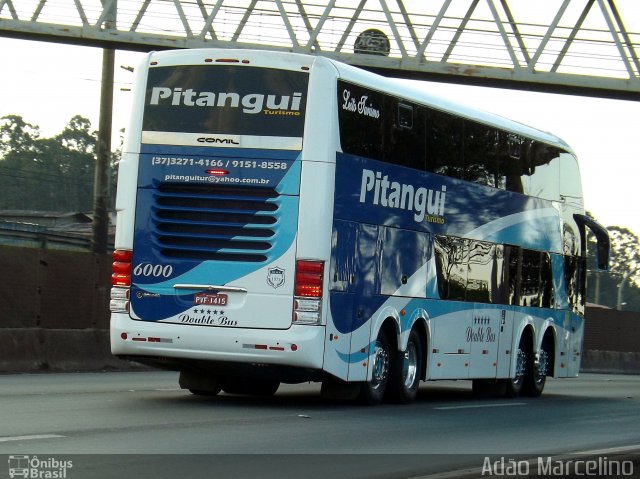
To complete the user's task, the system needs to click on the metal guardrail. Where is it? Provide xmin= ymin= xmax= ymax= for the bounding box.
xmin=0 ymin=221 xmax=112 ymax=252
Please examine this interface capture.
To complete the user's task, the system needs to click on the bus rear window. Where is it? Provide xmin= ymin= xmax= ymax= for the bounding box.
xmin=143 ymin=65 xmax=308 ymax=137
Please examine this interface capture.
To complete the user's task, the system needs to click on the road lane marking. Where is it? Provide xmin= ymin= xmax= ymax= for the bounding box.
xmin=434 ymin=402 xmax=527 ymax=410
xmin=0 ymin=434 xmax=65 ymax=443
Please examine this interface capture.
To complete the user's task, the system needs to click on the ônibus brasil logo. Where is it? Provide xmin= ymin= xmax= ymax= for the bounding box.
xmin=8 ymin=455 xmax=73 ymax=478
xmin=149 ymin=87 xmax=303 ymax=115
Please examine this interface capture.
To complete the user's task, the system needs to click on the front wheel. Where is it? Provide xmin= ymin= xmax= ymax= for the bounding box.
xmin=358 ymin=329 xmax=391 ymax=405
xmin=386 ymin=329 xmax=422 ymax=404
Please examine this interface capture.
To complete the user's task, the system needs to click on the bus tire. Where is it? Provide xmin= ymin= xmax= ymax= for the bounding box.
xmin=221 ymin=377 xmax=280 ymax=397
xmin=472 ymin=379 xmax=506 ymax=397
xmin=523 ymin=341 xmax=550 ymax=397
xmin=179 ymin=370 xmax=222 ymax=396
xmin=505 ymin=336 xmax=528 ymax=398
xmin=358 ymin=328 xmax=391 ymax=405
xmin=386 ymin=329 xmax=422 ymax=404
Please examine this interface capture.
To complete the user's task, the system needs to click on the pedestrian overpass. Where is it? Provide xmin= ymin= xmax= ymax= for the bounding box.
xmin=0 ymin=0 xmax=638 ymax=99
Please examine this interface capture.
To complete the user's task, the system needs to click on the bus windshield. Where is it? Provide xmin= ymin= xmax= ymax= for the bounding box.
xmin=142 ymin=64 xmax=308 ymax=137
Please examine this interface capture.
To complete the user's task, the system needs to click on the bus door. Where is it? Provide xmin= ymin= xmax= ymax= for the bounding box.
xmin=496 ymin=309 xmax=515 ymax=378
xmin=325 ymin=221 xmax=381 ymax=382
xmin=468 ymin=307 xmax=506 ymax=378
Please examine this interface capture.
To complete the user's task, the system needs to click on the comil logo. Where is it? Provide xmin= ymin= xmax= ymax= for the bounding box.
xmin=197 ymin=137 xmax=240 ymax=145
xmin=149 ymin=87 xmax=303 ymax=115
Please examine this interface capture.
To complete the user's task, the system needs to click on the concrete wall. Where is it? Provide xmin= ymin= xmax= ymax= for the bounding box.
xmin=582 ymin=306 xmax=640 ymax=374
xmin=0 ymin=245 xmax=638 ymax=374
xmin=0 ymin=245 xmax=130 ymax=372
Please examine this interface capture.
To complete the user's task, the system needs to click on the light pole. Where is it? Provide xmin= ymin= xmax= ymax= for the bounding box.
xmin=92 ymin=0 xmax=116 ymax=254
xmin=616 ymin=270 xmax=636 ymax=310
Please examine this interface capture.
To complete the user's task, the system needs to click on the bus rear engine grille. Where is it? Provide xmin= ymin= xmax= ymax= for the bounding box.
xmin=152 ymin=183 xmax=279 ymax=262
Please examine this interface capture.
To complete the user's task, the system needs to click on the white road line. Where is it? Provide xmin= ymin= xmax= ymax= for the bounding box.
xmin=434 ymin=402 xmax=527 ymax=410
xmin=0 ymin=434 xmax=65 ymax=443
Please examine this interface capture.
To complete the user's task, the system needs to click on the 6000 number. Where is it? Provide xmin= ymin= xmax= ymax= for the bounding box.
xmin=133 ymin=263 xmax=173 ymax=278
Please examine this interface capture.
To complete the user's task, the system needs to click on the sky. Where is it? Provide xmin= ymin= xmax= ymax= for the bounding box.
xmin=0 ymin=37 xmax=639 ymax=238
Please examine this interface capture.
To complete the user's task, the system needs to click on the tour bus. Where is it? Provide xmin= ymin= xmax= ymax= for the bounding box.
xmin=110 ymin=48 xmax=609 ymax=404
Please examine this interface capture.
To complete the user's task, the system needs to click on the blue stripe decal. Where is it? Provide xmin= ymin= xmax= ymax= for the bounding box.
xmin=334 ymin=153 xmax=562 ymax=253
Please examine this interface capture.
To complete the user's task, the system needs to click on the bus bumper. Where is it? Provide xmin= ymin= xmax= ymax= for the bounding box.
xmin=110 ymin=313 xmax=325 ymax=370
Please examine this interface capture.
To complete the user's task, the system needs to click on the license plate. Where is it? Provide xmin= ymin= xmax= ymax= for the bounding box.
xmin=194 ymin=293 xmax=228 ymax=306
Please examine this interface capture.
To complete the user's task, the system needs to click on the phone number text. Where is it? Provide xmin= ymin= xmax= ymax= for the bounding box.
xmin=151 ymin=157 xmax=289 ymax=170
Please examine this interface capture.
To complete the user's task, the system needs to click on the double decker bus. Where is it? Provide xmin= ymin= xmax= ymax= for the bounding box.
xmin=110 ymin=48 xmax=609 ymax=404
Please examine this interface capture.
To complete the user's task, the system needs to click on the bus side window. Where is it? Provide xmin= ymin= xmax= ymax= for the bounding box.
xmin=379 ymin=227 xmax=430 ymax=297
xmin=520 ymin=249 xmax=542 ymax=307
xmin=466 ymin=240 xmax=494 ymax=303
xmin=386 ymin=101 xmax=426 ymax=171
xmin=540 ymin=252 xmax=555 ymax=308
xmin=464 ymin=122 xmax=499 ymax=187
xmin=426 ymin=109 xmax=464 ymax=179
xmin=434 ymin=236 xmax=467 ymax=301
xmin=501 ymin=135 xmax=526 ymax=194
xmin=505 ymin=245 xmax=521 ymax=306
xmin=329 ymin=220 xmax=358 ymax=292
xmin=564 ymin=255 xmax=586 ymax=316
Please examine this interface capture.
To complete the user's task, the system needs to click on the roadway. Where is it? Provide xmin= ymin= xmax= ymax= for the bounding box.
xmin=1 ymin=372 xmax=639 ymax=478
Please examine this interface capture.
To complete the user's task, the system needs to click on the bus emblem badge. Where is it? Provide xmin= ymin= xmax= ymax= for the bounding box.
xmin=267 ymin=267 xmax=286 ymax=289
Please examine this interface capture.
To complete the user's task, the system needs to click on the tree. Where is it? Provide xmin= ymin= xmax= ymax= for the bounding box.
xmin=0 ymin=115 xmax=99 ymax=211
xmin=0 ymin=115 xmax=39 ymax=156
xmin=586 ymin=221 xmax=640 ymax=311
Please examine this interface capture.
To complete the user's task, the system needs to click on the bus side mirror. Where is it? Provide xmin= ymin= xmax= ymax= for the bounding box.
xmin=574 ymin=214 xmax=610 ymax=271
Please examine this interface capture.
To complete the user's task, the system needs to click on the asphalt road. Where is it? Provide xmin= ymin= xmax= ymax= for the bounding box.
xmin=1 ymin=372 xmax=639 ymax=478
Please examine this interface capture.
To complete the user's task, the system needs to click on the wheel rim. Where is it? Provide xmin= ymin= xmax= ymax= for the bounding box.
xmin=513 ymin=347 xmax=526 ymax=386
xmin=402 ymin=341 xmax=418 ymax=389
xmin=371 ymin=340 xmax=389 ymax=390
xmin=536 ymin=348 xmax=549 ymax=385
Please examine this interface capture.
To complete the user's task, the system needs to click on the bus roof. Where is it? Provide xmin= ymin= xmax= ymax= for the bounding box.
xmin=146 ymin=48 xmax=574 ymax=154
xmin=325 ymin=57 xmax=575 ymax=155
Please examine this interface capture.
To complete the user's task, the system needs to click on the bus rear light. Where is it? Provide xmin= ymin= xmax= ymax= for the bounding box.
xmin=294 ymin=260 xmax=324 ymax=298
xmin=294 ymin=260 xmax=324 ymax=324
xmin=112 ymin=249 xmax=132 ymax=262
xmin=211 ymin=58 xmax=250 ymax=64
xmin=111 ymin=250 xmax=132 ymax=312
xmin=111 ymin=249 xmax=132 ymax=287
xmin=110 ymin=286 xmax=130 ymax=313
xmin=206 ymin=169 xmax=229 ymax=176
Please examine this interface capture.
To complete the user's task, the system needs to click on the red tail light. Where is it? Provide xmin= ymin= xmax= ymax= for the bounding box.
xmin=111 ymin=249 xmax=132 ymax=287
xmin=294 ymin=260 xmax=324 ymax=298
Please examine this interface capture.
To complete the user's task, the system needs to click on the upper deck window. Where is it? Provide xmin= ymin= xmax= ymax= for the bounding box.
xmin=143 ymin=65 xmax=308 ymax=138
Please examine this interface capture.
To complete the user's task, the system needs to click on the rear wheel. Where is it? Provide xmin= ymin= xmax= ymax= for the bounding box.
xmin=523 ymin=341 xmax=550 ymax=397
xmin=386 ymin=329 xmax=422 ymax=404
xmin=358 ymin=328 xmax=390 ymax=405
xmin=221 ymin=377 xmax=280 ymax=397
xmin=179 ymin=370 xmax=222 ymax=396
xmin=505 ymin=336 xmax=527 ymax=398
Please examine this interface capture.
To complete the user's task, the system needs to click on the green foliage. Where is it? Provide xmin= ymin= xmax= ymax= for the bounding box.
xmin=586 ymin=217 xmax=640 ymax=312
xmin=0 ymin=114 xmax=118 ymax=212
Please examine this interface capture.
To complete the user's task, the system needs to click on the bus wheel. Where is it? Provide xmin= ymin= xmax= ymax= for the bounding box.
xmin=179 ymin=370 xmax=222 ymax=396
xmin=221 ymin=377 xmax=280 ymax=397
xmin=523 ymin=343 xmax=550 ymax=397
xmin=358 ymin=328 xmax=390 ymax=405
xmin=505 ymin=336 xmax=527 ymax=398
xmin=387 ymin=329 xmax=422 ymax=404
